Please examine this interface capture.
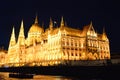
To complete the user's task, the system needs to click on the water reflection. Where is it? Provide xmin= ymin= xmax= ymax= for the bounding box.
xmin=0 ymin=72 xmax=74 ymax=80
xmin=0 ymin=72 xmax=104 ymax=80
xmin=34 ymin=75 xmax=72 ymax=80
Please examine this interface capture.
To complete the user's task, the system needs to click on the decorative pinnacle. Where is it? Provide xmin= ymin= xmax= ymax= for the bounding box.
xmin=60 ymin=16 xmax=64 ymax=27
xmin=35 ymin=14 xmax=38 ymax=24
xmin=90 ymin=21 xmax=93 ymax=27
xmin=49 ymin=17 xmax=53 ymax=29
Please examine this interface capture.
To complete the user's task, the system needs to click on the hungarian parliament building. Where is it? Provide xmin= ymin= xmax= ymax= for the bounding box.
xmin=0 ymin=16 xmax=110 ymax=66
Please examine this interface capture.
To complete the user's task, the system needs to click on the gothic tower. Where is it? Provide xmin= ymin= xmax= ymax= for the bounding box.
xmin=17 ymin=20 xmax=25 ymax=45
xmin=17 ymin=20 xmax=26 ymax=63
xmin=8 ymin=27 xmax=16 ymax=54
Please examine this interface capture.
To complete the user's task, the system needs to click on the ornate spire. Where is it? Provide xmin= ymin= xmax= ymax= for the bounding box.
xmin=18 ymin=20 xmax=25 ymax=45
xmin=8 ymin=26 xmax=16 ymax=54
xmin=102 ymin=27 xmax=108 ymax=40
xmin=49 ymin=17 xmax=53 ymax=30
xmin=90 ymin=21 xmax=92 ymax=27
xmin=9 ymin=26 xmax=16 ymax=47
xmin=34 ymin=14 xmax=38 ymax=24
xmin=60 ymin=16 xmax=64 ymax=27
xmin=11 ymin=27 xmax=16 ymax=42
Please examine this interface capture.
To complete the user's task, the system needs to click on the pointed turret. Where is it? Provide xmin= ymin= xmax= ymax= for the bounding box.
xmin=102 ymin=27 xmax=108 ymax=40
xmin=8 ymin=26 xmax=16 ymax=54
xmin=34 ymin=14 xmax=38 ymax=24
xmin=17 ymin=20 xmax=25 ymax=45
xmin=49 ymin=17 xmax=53 ymax=30
xmin=90 ymin=21 xmax=92 ymax=27
xmin=8 ymin=26 xmax=16 ymax=47
xmin=60 ymin=16 xmax=65 ymax=28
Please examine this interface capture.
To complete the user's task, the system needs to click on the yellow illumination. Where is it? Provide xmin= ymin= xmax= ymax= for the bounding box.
xmin=0 ymin=17 xmax=111 ymax=67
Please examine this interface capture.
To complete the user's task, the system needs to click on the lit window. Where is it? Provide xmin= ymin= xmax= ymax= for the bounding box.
xmin=75 ymin=53 xmax=77 ymax=56
xmin=71 ymin=53 xmax=74 ymax=56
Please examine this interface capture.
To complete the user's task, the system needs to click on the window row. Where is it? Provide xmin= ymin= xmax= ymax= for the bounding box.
xmin=62 ymin=41 xmax=85 ymax=47
xmin=62 ymin=47 xmax=85 ymax=51
xmin=63 ymin=52 xmax=80 ymax=57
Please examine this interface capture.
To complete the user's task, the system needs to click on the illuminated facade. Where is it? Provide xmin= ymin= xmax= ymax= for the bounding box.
xmin=0 ymin=48 xmax=7 ymax=66
xmin=3 ymin=16 xmax=110 ymax=66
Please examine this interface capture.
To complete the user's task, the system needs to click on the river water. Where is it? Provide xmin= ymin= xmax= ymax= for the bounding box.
xmin=0 ymin=72 xmax=103 ymax=80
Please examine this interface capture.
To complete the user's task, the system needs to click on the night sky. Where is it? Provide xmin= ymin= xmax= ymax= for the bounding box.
xmin=0 ymin=0 xmax=119 ymax=54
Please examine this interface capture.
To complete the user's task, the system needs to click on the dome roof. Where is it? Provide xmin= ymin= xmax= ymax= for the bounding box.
xmin=29 ymin=15 xmax=44 ymax=33
xmin=29 ymin=23 xmax=44 ymax=33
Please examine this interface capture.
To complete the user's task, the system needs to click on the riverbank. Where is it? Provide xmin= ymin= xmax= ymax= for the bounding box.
xmin=0 ymin=64 xmax=120 ymax=79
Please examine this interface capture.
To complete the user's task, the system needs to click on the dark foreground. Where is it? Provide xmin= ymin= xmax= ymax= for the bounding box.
xmin=0 ymin=64 xmax=120 ymax=79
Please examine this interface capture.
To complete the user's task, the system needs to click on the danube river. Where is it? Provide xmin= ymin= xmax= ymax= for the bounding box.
xmin=0 ymin=72 xmax=103 ymax=80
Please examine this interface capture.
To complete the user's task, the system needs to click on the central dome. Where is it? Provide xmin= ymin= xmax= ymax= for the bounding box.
xmin=29 ymin=23 xmax=43 ymax=33
xmin=28 ymin=16 xmax=44 ymax=33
